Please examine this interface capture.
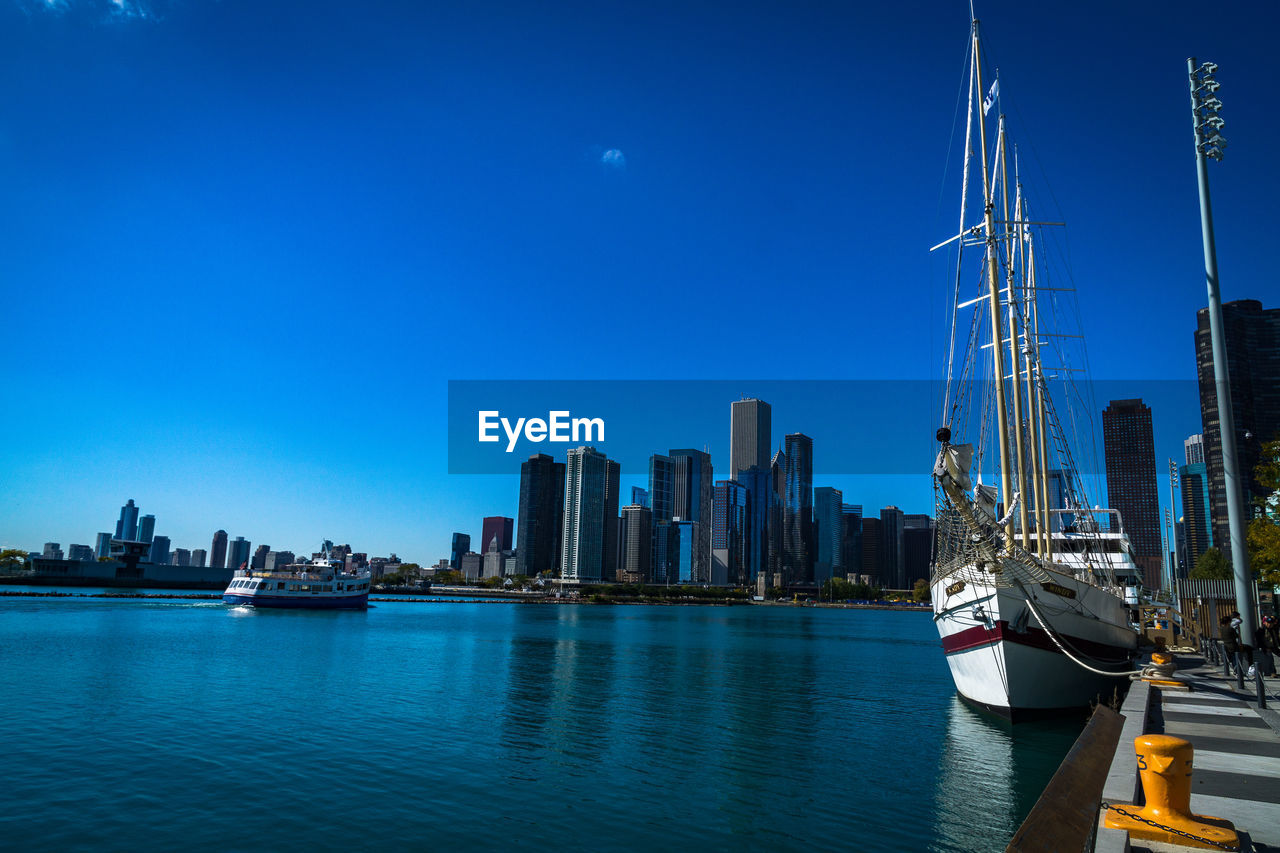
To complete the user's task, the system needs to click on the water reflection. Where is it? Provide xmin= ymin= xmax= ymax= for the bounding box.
xmin=928 ymin=697 xmax=1082 ymax=852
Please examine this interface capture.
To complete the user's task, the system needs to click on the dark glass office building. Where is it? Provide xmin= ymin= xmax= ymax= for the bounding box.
xmin=516 ymin=453 xmax=565 ymax=577
xmin=450 ymin=532 xmax=471 ymax=570
xmin=1195 ymin=299 xmax=1280 ymax=556
xmin=813 ymin=486 xmax=843 ymax=585
xmin=783 ymin=434 xmax=814 ymax=584
xmin=1103 ymin=398 xmax=1163 ymax=590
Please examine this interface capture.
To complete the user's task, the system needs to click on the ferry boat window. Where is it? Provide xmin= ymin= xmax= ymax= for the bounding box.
xmin=277 ymin=582 xmax=285 ymax=590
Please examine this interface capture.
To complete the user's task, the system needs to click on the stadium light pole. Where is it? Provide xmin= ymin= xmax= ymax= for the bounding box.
xmin=1188 ymin=57 xmax=1255 ymax=648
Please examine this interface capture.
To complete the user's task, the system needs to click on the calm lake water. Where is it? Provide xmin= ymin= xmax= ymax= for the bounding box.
xmin=0 ymin=593 xmax=1082 ymax=851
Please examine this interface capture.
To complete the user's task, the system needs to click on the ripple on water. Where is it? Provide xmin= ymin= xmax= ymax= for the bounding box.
xmin=0 ymin=599 xmax=1077 ymax=851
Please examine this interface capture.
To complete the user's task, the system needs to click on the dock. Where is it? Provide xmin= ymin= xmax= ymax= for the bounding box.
xmin=1096 ymin=653 xmax=1280 ymax=852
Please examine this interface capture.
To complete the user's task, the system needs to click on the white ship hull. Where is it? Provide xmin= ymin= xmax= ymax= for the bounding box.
xmin=932 ymin=570 xmax=1137 ymax=719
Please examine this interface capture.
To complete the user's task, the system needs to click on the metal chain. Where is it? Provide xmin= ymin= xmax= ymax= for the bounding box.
xmin=1100 ymin=802 xmax=1239 ymax=850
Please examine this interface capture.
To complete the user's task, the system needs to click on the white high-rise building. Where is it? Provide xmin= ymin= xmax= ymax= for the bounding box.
xmin=561 ymin=446 xmax=608 ymax=582
xmin=1184 ymin=433 xmax=1205 ymax=466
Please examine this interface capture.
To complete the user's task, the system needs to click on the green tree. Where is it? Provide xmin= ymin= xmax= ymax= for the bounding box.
xmin=1247 ymin=437 xmax=1280 ymax=586
xmin=912 ymin=578 xmax=931 ymax=603
xmin=1190 ymin=546 xmax=1231 ymax=580
xmin=0 ymin=548 xmax=30 ymax=573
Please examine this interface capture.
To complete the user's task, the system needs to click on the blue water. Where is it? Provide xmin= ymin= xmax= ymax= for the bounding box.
xmin=0 ymin=594 xmax=1081 ymax=851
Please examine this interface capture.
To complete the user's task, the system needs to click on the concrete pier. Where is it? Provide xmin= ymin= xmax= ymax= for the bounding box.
xmin=1097 ymin=655 xmax=1280 ymax=852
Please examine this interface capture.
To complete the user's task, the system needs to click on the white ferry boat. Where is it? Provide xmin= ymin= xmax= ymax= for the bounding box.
xmin=222 ymin=546 xmax=371 ymax=610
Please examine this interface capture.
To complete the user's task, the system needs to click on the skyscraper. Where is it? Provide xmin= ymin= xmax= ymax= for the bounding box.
xmin=880 ymin=506 xmax=906 ymax=589
xmin=150 ymin=535 xmax=171 ymax=566
xmin=1180 ymin=445 xmax=1213 ymax=574
xmin=191 ymin=549 xmax=207 ymax=568
xmin=173 ymin=548 xmax=191 ymax=567
xmin=670 ymin=519 xmax=697 ymax=584
xmin=904 ymin=514 xmax=935 ymax=588
xmin=769 ymin=448 xmax=786 ymax=585
xmin=630 ymin=486 xmax=649 ymax=509
xmin=561 ymin=446 xmax=609 ymax=582
xmin=227 ymin=536 xmax=251 ymax=571
xmin=1103 ymin=398 xmax=1163 ymax=589
xmin=68 ymin=544 xmax=94 ymax=561
xmin=783 ymin=434 xmax=814 ymax=584
xmin=252 ymin=544 xmax=271 ymax=569
xmin=516 ymin=453 xmax=566 ymax=577
xmin=649 ymin=454 xmax=675 ymax=582
xmin=115 ymin=499 xmax=139 ymax=541
xmin=481 ymin=517 xmax=514 ymax=554
xmin=813 ymin=486 xmax=843 ymax=585
xmin=95 ymin=532 xmax=112 ymax=559
xmin=730 ymin=398 xmax=771 ymax=480
xmin=861 ymin=516 xmax=884 ymax=585
xmin=42 ymin=543 xmax=63 ymax=559
xmin=841 ymin=504 xmax=863 ymax=579
xmin=450 ymin=533 xmax=471 ymax=570
xmin=1195 ymin=299 xmax=1280 ymax=554
xmin=619 ymin=505 xmax=652 ymax=584
xmin=137 ymin=514 xmax=156 ymax=544
xmin=210 ymin=530 xmax=228 ymax=570
xmin=737 ymin=465 xmax=773 ymax=587
xmin=603 ymin=459 xmax=622 ymax=582
xmin=712 ymin=479 xmax=749 ymax=586
xmin=671 ymin=449 xmax=712 ymax=583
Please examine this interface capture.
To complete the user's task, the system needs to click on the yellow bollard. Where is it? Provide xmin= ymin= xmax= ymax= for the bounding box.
xmin=1104 ymin=734 xmax=1238 ymax=850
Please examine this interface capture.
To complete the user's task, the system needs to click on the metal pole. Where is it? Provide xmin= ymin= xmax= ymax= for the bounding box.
xmin=1167 ymin=459 xmax=1179 ymax=589
xmin=1187 ymin=57 xmax=1255 ymax=649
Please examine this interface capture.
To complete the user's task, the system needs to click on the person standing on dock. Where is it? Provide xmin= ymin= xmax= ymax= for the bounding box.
xmin=1221 ymin=615 xmax=1243 ymax=676
xmin=1258 ymin=615 xmax=1279 ymax=677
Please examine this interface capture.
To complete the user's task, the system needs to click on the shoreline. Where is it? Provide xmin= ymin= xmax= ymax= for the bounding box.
xmin=0 ymin=588 xmax=931 ymax=610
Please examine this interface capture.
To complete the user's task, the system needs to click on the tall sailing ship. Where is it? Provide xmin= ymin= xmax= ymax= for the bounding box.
xmin=929 ymin=18 xmax=1141 ymax=719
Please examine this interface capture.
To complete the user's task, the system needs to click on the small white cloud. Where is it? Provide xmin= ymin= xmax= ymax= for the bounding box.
xmin=601 ymin=149 xmax=626 ymax=169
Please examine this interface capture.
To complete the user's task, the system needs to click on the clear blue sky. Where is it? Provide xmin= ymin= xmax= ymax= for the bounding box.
xmin=3 ymin=0 xmax=1277 ymax=562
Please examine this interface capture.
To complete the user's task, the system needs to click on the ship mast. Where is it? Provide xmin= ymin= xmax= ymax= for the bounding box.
xmin=998 ymin=117 xmax=1030 ymax=549
xmin=972 ymin=20 xmax=1014 ymax=542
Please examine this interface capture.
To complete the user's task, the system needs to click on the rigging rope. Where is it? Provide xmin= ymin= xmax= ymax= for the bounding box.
xmin=1015 ymin=581 xmax=1142 ymax=677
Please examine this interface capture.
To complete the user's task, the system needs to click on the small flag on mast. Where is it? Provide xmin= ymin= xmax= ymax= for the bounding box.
xmin=983 ymin=79 xmax=999 ymax=116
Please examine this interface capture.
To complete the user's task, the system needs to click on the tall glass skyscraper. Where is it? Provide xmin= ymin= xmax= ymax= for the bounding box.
xmin=227 ymin=536 xmax=251 ymax=572
xmin=517 ymin=453 xmax=565 ymax=577
xmin=671 ymin=449 xmax=713 ymax=583
xmin=137 ymin=514 xmax=155 ymax=544
xmin=712 ymin=479 xmax=749 ymax=586
xmin=841 ymin=504 xmax=863 ymax=578
xmin=730 ymin=398 xmax=771 ymax=480
xmin=649 ymin=454 xmax=674 ymax=581
xmin=737 ymin=466 xmax=773 ymax=587
xmin=561 ymin=446 xmax=609 ymax=582
xmin=1195 ymin=299 xmax=1280 ymax=555
xmin=210 ymin=529 xmax=228 ymax=570
xmin=813 ymin=486 xmax=843 ymax=585
xmin=619 ymin=505 xmax=652 ymax=583
xmin=880 ymin=506 xmax=906 ymax=590
xmin=115 ymin=499 xmax=139 ymax=541
xmin=1103 ymin=398 xmax=1162 ymax=589
xmin=603 ymin=459 xmax=621 ymax=581
xmin=450 ymin=532 xmax=471 ymax=570
xmin=783 ymin=433 xmax=814 ymax=584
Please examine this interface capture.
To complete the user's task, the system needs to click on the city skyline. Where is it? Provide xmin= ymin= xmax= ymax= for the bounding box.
xmin=2 ymin=1 xmax=1278 ymax=560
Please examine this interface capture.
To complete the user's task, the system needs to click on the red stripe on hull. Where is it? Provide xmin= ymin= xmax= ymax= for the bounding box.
xmin=941 ymin=620 xmax=1132 ymax=665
